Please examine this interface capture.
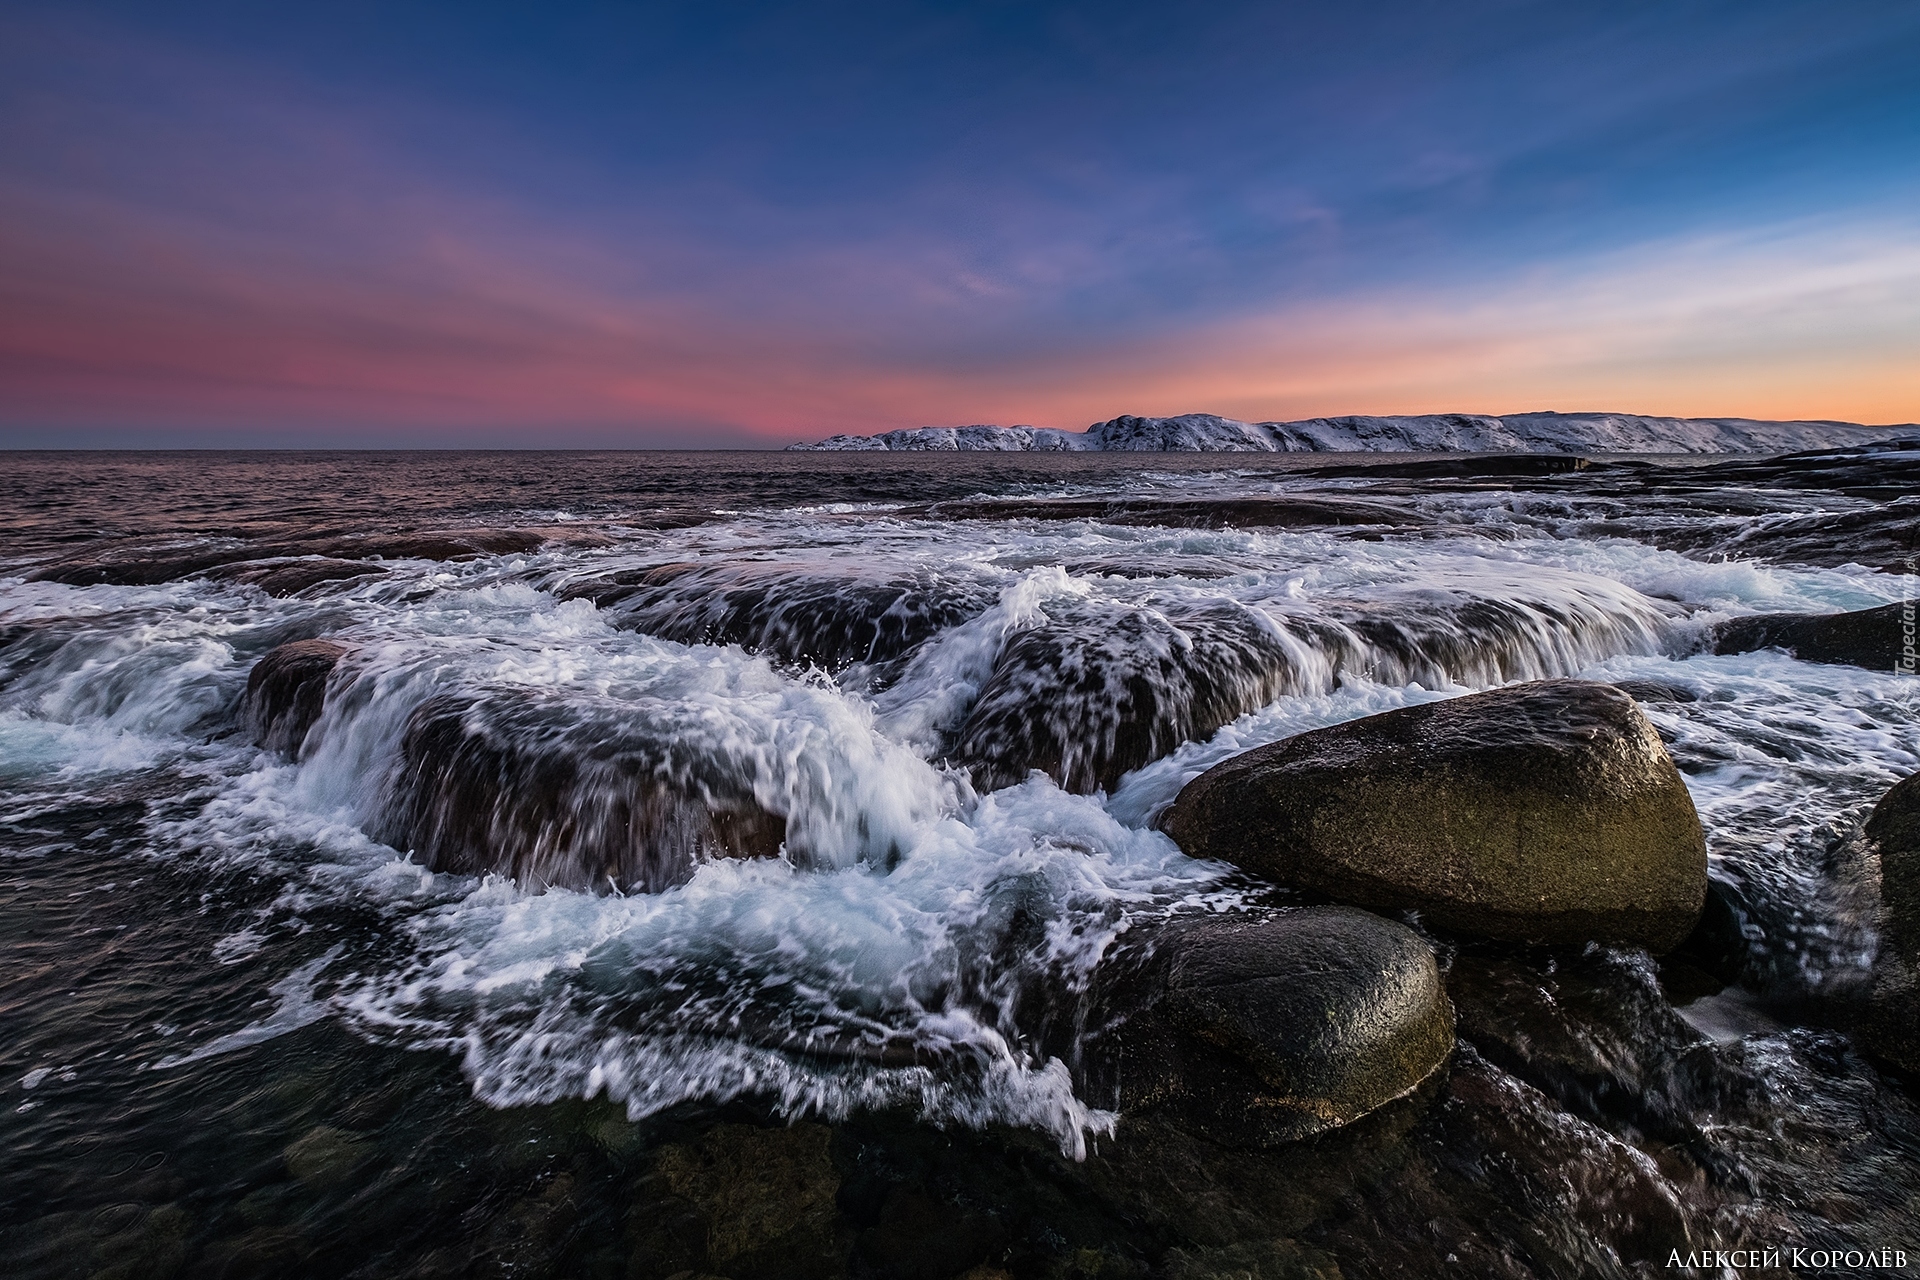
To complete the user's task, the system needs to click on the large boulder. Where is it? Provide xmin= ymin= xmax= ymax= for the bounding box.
xmin=1158 ymin=680 xmax=1708 ymax=952
xmin=1101 ymin=907 xmax=1454 ymax=1146
xmin=1711 ymin=601 xmax=1912 ymax=671
xmin=239 ymin=639 xmax=350 ymax=756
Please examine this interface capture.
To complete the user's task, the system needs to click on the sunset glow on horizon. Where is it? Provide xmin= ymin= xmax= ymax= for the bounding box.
xmin=3 ymin=1 xmax=1917 ymax=447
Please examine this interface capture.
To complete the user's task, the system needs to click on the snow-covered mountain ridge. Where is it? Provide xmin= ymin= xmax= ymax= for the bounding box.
xmin=788 ymin=412 xmax=1917 ymax=454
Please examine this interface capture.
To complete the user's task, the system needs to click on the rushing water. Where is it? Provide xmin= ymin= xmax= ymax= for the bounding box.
xmin=2 ymin=448 xmax=1917 ymax=1279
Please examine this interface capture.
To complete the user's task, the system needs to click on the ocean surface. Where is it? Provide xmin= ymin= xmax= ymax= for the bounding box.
xmin=2 ymin=448 xmax=1917 ymax=1278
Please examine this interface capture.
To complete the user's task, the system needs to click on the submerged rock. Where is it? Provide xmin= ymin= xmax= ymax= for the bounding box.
xmin=382 ymin=691 xmax=786 ymax=892
xmin=1103 ymin=907 xmax=1454 ymax=1146
xmin=1158 ymin=680 xmax=1709 ymax=951
xmin=1710 ymin=600 xmax=1912 ymax=671
xmin=239 ymin=639 xmax=350 ymax=756
xmin=639 ymin=1123 xmax=850 ymax=1280
xmin=1446 ymin=945 xmax=1758 ymax=1164
xmin=1872 ymin=770 xmax=1920 ymax=957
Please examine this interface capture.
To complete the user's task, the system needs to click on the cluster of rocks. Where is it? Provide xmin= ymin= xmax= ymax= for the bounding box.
xmin=1101 ymin=679 xmax=1709 ymax=1146
xmin=237 ymin=613 xmax=1916 ymax=1150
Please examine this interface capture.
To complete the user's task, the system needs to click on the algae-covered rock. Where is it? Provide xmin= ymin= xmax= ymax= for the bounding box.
xmin=1158 ymin=680 xmax=1708 ymax=952
xmin=647 ymin=1123 xmax=849 ymax=1280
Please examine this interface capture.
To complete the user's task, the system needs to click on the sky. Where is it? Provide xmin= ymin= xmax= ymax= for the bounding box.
xmin=1 ymin=0 xmax=1917 ymax=447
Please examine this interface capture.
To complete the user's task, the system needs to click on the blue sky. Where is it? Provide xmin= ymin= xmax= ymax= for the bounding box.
xmin=2 ymin=0 xmax=1916 ymax=444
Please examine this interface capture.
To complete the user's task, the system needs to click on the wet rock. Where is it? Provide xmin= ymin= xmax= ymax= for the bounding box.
xmin=1715 ymin=503 xmax=1920 ymax=574
xmin=239 ymin=639 xmax=349 ymax=756
xmin=855 ymin=1184 xmax=1009 ymax=1280
xmin=1161 ymin=1238 xmax=1343 ymax=1280
xmin=1103 ymin=907 xmax=1454 ymax=1146
xmin=1306 ymin=1046 xmax=1703 ymax=1276
xmin=1666 ymin=879 xmax=1758 ymax=988
xmin=564 ymin=561 xmax=990 ymax=671
xmin=482 ymin=1173 xmax=582 ymax=1275
xmin=1870 ymin=770 xmax=1920 ymax=960
xmin=312 ymin=529 xmax=549 ymax=561
xmin=1613 ymin=678 xmax=1698 ymax=703
xmin=1158 ymin=680 xmax=1709 ymax=952
xmin=1864 ymin=950 xmax=1920 ymax=1075
xmin=27 ymin=527 xmax=553 ymax=588
xmin=26 ymin=540 xmax=255 ymax=586
xmin=1866 ymin=771 xmax=1920 ymax=1071
xmin=383 ymin=691 xmax=787 ymax=892
xmin=952 ymin=602 xmax=1302 ymax=794
xmin=1710 ymin=601 xmax=1912 ymax=671
xmin=1446 ymin=946 xmax=1758 ymax=1170
xmin=1298 ymin=454 xmax=1595 ymax=481
xmin=648 ymin=1123 xmax=850 ymax=1280
xmin=214 ymin=557 xmax=388 ymax=596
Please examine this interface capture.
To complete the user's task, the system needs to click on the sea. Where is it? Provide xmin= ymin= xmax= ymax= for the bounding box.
xmin=1 ymin=448 xmax=1916 ymax=1278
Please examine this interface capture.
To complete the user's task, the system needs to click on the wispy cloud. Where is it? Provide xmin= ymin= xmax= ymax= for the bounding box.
xmin=1 ymin=5 xmax=1916 ymax=443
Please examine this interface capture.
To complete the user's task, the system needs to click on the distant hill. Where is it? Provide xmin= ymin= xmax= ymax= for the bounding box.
xmin=788 ymin=411 xmax=1918 ymax=453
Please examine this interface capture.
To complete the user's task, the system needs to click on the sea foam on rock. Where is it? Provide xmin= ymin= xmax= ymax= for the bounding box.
xmin=382 ymin=690 xmax=788 ymax=893
xmin=1096 ymin=907 xmax=1454 ymax=1146
xmin=1158 ymin=680 xmax=1709 ymax=952
xmin=951 ymin=601 xmax=1306 ymax=794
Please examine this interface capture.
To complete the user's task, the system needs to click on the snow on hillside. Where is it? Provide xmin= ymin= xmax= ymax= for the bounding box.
xmin=789 ymin=412 xmax=1916 ymax=454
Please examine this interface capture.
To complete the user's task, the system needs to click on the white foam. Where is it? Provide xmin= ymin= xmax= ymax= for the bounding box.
xmin=6 ymin=471 xmax=1917 ymax=1154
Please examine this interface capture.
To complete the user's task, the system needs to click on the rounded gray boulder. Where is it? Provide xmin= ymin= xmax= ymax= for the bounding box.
xmin=1158 ymin=679 xmax=1708 ymax=952
xmin=1106 ymin=906 xmax=1455 ymax=1146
